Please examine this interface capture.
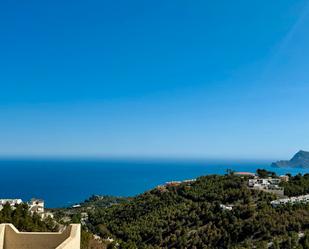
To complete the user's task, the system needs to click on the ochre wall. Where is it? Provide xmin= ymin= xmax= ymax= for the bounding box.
xmin=0 ymin=224 xmax=80 ymax=249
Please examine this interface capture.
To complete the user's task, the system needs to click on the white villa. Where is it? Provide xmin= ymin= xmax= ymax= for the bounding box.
xmin=28 ymin=198 xmax=54 ymax=219
xmin=28 ymin=198 xmax=44 ymax=214
xmin=220 ymin=204 xmax=233 ymax=211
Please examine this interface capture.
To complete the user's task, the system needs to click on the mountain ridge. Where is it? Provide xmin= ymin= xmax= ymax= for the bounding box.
xmin=272 ymin=150 xmax=309 ymax=168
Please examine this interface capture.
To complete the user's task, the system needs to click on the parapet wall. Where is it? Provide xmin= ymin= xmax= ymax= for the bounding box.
xmin=0 ymin=224 xmax=80 ymax=249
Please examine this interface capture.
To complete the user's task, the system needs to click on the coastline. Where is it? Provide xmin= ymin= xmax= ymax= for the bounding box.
xmin=1 ymin=159 xmax=309 ymax=208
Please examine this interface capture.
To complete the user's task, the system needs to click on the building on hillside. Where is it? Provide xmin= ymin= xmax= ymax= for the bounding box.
xmin=0 ymin=223 xmax=80 ymax=249
xmin=165 ymin=181 xmax=181 ymax=187
xmin=248 ymin=178 xmax=282 ymax=188
xmin=156 ymin=185 xmax=167 ymax=192
xmin=28 ymin=198 xmax=53 ymax=219
xmin=279 ymin=175 xmax=289 ymax=182
xmin=165 ymin=179 xmax=196 ymax=187
xmin=158 ymin=179 xmax=196 ymax=190
xmin=248 ymin=177 xmax=284 ymax=196
xmin=41 ymin=212 xmax=54 ymax=220
xmin=220 ymin=204 xmax=233 ymax=211
xmin=248 ymin=178 xmax=269 ymax=188
xmin=182 ymin=179 xmax=196 ymax=184
xmin=28 ymin=198 xmax=44 ymax=215
xmin=271 ymin=194 xmax=309 ymax=207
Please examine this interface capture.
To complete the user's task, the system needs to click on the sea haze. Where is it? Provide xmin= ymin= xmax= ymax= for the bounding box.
xmin=1 ymin=159 xmax=309 ymax=208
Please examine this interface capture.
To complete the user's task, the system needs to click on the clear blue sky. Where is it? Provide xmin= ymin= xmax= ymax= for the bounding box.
xmin=1 ymin=0 xmax=309 ymax=159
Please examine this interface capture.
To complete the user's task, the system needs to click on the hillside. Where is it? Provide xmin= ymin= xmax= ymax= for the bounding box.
xmin=6 ymin=171 xmax=309 ymax=248
xmin=85 ymin=172 xmax=309 ymax=249
xmin=272 ymin=150 xmax=309 ymax=168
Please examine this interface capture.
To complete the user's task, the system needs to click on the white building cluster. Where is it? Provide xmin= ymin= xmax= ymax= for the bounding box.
xmin=165 ymin=179 xmax=196 ymax=186
xmin=157 ymin=179 xmax=196 ymax=191
xmin=271 ymin=194 xmax=309 ymax=207
xmin=248 ymin=178 xmax=281 ymax=188
xmin=0 ymin=199 xmax=22 ymax=210
xmin=0 ymin=198 xmax=53 ymax=219
xmin=248 ymin=175 xmax=288 ymax=196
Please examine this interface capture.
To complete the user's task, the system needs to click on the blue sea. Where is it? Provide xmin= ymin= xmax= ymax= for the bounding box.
xmin=1 ymin=159 xmax=309 ymax=208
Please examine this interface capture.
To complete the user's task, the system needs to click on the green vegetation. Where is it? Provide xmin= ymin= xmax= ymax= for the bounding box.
xmin=86 ymin=173 xmax=309 ymax=248
xmin=256 ymin=169 xmax=277 ymax=178
xmin=0 ymin=203 xmax=56 ymax=232
xmin=6 ymin=170 xmax=309 ymax=248
xmin=81 ymin=229 xmax=107 ymax=249
xmin=83 ymin=195 xmax=129 ymax=208
xmin=280 ymin=173 xmax=309 ymax=197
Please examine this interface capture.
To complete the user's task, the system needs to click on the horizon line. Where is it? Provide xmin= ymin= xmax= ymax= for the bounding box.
xmin=0 ymin=154 xmax=276 ymax=162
